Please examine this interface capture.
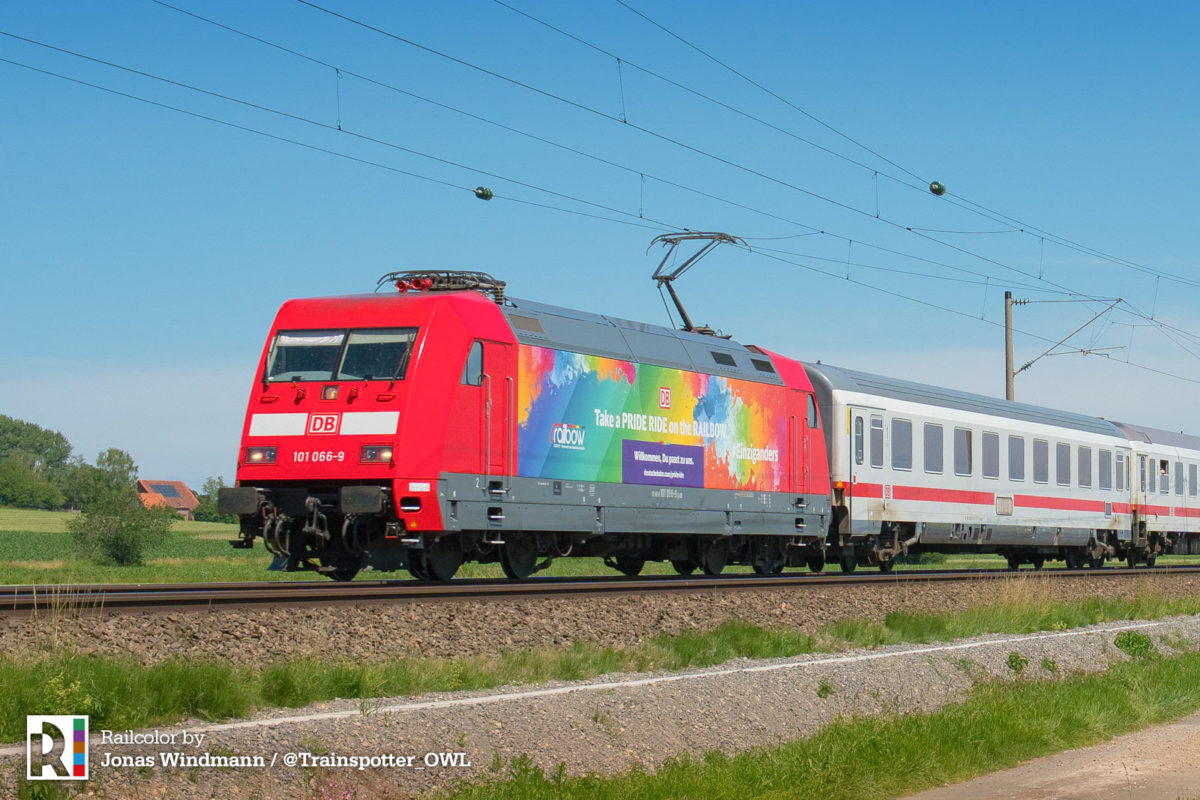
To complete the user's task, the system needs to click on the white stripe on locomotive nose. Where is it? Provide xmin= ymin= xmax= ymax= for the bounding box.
xmin=340 ymin=411 xmax=400 ymax=435
xmin=248 ymin=413 xmax=307 ymax=436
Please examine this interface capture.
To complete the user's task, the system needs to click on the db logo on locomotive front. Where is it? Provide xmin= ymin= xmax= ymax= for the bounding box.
xmin=307 ymin=413 xmax=341 ymax=435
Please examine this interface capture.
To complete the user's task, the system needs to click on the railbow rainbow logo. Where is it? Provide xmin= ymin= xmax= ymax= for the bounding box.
xmin=517 ymin=345 xmax=786 ymax=491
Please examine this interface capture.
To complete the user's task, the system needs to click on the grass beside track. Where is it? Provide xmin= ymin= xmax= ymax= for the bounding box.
xmin=0 ymin=506 xmax=1007 ymax=584
xmin=441 ymin=644 xmax=1200 ymax=800
xmin=10 ymin=506 xmax=1200 ymax=585
xmin=6 ymin=583 xmax=1200 ymax=743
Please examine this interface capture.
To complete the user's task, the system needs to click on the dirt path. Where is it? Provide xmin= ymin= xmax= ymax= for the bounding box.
xmin=904 ymin=711 xmax=1200 ymax=800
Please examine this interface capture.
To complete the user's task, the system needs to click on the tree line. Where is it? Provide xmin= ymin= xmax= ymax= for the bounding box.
xmin=0 ymin=414 xmax=227 ymax=520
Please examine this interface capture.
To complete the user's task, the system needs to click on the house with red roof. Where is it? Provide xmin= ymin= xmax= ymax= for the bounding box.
xmin=137 ymin=480 xmax=200 ymax=520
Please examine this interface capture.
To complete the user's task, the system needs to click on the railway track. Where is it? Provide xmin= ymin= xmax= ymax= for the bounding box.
xmin=6 ymin=566 xmax=1200 ymax=615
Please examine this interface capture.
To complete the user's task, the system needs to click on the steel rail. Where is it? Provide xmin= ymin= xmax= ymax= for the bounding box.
xmin=5 ymin=566 xmax=1200 ymax=615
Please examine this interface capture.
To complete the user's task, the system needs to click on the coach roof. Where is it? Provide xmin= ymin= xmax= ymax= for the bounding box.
xmin=1109 ymin=421 xmax=1200 ymax=451
xmin=803 ymin=362 xmax=1125 ymax=438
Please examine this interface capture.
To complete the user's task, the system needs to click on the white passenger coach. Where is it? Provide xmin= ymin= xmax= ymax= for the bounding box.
xmin=804 ymin=362 xmax=1200 ymax=572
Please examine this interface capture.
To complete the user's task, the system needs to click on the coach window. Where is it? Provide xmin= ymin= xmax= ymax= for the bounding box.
xmin=1160 ymin=460 xmax=1170 ymax=494
xmin=1099 ymin=449 xmax=1112 ymax=491
xmin=1033 ymin=439 xmax=1049 ymax=484
xmin=1077 ymin=446 xmax=1092 ymax=488
xmin=1176 ymin=461 xmax=1185 ymax=496
xmin=954 ymin=428 xmax=972 ymax=477
xmin=870 ymin=416 xmax=884 ymax=469
xmin=854 ymin=416 xmax=864 ymax=465
xmin=892 ymin=419 xmax=913 ymax=471
xmin=1009 ymin=435 xmax=1025 ymax=481
xmin=1056 ymin=443 xmax=1071 ymax=487
xmin=924 ymin=423 xmax=943 ymax=474
xmin=1190 ymin=464 xmax=1198 ymax=497
xmin=982 ymin=432 xmax=999 ymax=479
xmin=806 ymin=395 xmax=819 ymax=428
xmin=1116 ymin=451 xmax=1126 ymax=491
xmin=461 ymin=341 xmax=484 ymax=386
xmin=1140 ymin=456 xmax=1148 ymax=493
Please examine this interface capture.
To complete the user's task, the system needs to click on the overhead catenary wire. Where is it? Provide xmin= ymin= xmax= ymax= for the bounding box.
xmin=750 ymin=247 xmax=1200 ymax=386
xmin=0 ymin=55 xmax=670 ymax=235
xmin=289 ymin=0 xmax=1094 ymax=294
xmin=0 ymin=30 xmax=684 ymax=233
xmin=486 ymin=0 xmax=1200 ymax=350
xmin=609 ymin=0 xmax=1200 ymax=294
xmin=291 ymin=0 xmax=1200 ymax=359
xmin=37 ymin=13 xmax=1094 ymax=303
xmin=6 ymin=13 xmax=1196 ymax=386
xmin=4 ymin=58 xmax=1195 ymax=387
xmin=156 ymin=0 xmax=1190 ymax=349
xmin=609 ymin=0 xmax=928 ymax=186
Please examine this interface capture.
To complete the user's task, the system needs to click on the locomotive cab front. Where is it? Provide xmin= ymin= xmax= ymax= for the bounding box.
xmin=218 ymin=272 xmax=514 ymax=580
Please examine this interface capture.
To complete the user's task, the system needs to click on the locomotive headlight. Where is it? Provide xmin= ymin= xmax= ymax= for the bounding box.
xmin=361 ymin=445 xmax=393 ymax=463
xmin=245 ymin=446 xmax=277 ymax=464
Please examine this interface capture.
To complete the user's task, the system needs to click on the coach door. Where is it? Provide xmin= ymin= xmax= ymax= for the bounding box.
xmin=481 ymin=341 xmax=514 ymax=490
xmin=790 ymin=391 xmax=816 ymax=492
xmin=848 ymin=407 xmax=885 ymax=518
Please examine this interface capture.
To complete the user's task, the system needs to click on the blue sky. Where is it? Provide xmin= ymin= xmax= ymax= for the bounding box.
xmin=2 ymin=1 xmax=1198 ymax=488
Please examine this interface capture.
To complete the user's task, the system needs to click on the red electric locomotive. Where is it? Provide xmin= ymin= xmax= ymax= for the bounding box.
xmin=219 ymin=270 xmax=832 ymax=581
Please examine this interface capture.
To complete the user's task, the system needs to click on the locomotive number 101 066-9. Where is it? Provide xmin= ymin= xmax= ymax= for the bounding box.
xmin=293 ymin=451 xmax=346 ymax=463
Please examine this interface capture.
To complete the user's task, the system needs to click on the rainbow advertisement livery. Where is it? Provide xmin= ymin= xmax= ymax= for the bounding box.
xmin=517 ymin=345 xmax=786 ymax=491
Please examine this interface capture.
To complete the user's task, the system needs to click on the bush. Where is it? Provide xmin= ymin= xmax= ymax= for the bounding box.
xmin=1114 ymin=630 xmax=1157 ymax=660
xmin=67 ymin=491 xmax=176 ymax=565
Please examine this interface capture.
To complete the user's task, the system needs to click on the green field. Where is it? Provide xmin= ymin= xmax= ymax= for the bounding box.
xmin=4 ymin=506 xmax=1196 ymax=585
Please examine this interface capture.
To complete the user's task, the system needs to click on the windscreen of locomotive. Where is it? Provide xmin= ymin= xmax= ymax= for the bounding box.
xmin=337 ymin=328 xmax=417 ymax=380
xmin=266 ymin=328 xmax=417 ymax=382
xmin=267 ymin=331 xmax=345 ymax=382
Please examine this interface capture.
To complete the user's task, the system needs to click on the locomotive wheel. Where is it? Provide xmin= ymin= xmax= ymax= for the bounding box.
xmin=424 ymin=535 xmax=463 ymax=582
xmin=1063 ymin=550 xmax=1079 ymax=570
xmin=1147 ymin=554 xmax=1157 ymax=567
xmin=500 ymin=535 xmax=538 ymax=580
xmin=1126 ymin=550 xmax=1137 ymax=568
xmin=700 ymin=540 xmax=728 ymax=576
xmin=839 ymin=548 xmax=857 ymax=573
xmin=407 ymin=552 xmax=431 ymax=581
xmin=322 ymin=558 xmax=361 ymax=582
xmin=614 ymin=556 xmax=645 ymax=576
xmin=671 ymin=559 xmax=698 ymax=575
xmin=1089 ymin=555 xmax=1105 ymax=569
xmin=806 ymin=552 xmax=826 ymax=573
xmin=1005 ymin=555 xmax=1022 ymax=571
xmin=752 ymin=540 xmax=786 ymax=575
xmin=1031 ymin=556 xmax=1045 ymax=570
xmin=878 ymin=558 xmax=895 ymax=573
